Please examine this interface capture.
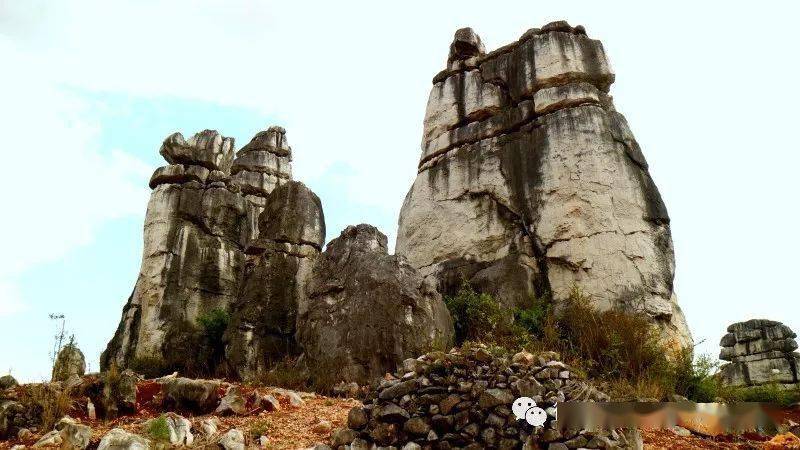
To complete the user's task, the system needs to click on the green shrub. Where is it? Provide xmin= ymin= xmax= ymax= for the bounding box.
xmin=197 ymin=308 xmax=230 ymax=372
xmin=556 ymin=287 xmax=671 ymax=383
xmin=513 ymin=294 xmax=552 ymax=338
xmin=444 ymin=281 xmax=538 ymax=350
xmin=146 ymin=415 xmax=171 ymax=442
xmin=731 ymin=383 xmax=800 ymax=406
xmin=445 ymin=282 xmax=505 ymax=343
xmin=670 ymin=351 xmax=721 ymax=402
xmin=249 ymin=419 xmax=271 ymax=439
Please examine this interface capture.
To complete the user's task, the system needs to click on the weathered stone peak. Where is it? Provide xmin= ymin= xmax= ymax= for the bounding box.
xmin=159 ymin=129 xmax=235 ymax=172
xmin=324 ymin=224 xmax=389 ymax=258
xmin=230 ymin=126 xmax=293 ymax=201
xmin=448 ymin=27 xmax=485 ymax=63
xmin=237 ymin=126 xmax=292 ymax=158
xmin=247 ymin=180 xmax=325 ymax=254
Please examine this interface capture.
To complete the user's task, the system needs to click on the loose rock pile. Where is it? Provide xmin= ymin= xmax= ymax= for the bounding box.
xmin=719 ymin=319 xmax=800 ymax=387
xmin=334 ymin=345 xmax=641 ymax=449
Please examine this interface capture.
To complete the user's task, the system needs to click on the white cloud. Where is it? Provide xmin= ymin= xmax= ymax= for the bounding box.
xmin=0 ymin=35 xmax=150 ymax=317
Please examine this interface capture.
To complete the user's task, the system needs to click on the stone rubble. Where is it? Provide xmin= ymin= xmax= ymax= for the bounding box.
xmin=335 ymin=345 xmax=641 ymax=449
xmin=719 ymin=319 xmax=800 ymax=387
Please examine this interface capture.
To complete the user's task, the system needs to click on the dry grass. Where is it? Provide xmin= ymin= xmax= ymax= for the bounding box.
xmin=21 ymin=383 xmax=74 ymax=430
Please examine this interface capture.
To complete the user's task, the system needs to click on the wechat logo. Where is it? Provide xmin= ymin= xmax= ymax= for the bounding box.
xmin=512 ymin=397 xmax=549 ymax=427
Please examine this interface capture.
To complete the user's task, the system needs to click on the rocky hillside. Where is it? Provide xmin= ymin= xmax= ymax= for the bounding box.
xmin=396 ymin=22 xmax=692 ymax=350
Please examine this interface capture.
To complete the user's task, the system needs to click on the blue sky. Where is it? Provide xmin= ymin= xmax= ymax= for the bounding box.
xmin=1 ymin=1 xmax=799 ymax=381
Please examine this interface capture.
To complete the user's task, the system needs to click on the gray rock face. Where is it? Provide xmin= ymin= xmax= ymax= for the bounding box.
xmin=395 ymin=22 xmax=691 ymax=349
xmin=102 ymin=126 xmax=298 ymax=376
xmin=97 ymin=428 xmax=150 ymax=450
xmin=225 ymin=181 xmax=325 ymax=381
xmin=719 ymin=319 xmax=800 ymax=387
xmin=52 ymin=343 xmax=86 ymax=382
xmin=297 ymin=224 xmax=454 ymax=384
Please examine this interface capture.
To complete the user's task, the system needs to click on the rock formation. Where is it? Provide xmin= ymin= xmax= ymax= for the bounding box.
xmin=719 ymin=319 xmax=800 ymax=387
xmin=297 ymin=225 xmax=454 ymax=384
xmin=395 ymin=21 xmax=692 ymax=349
xmin=52 ymin=342 xmax=86 ymax=382
xmin=101 ymin=127 xmax=299 ymax=374
xmin=225 ymin=181 xmax=325 ymax=380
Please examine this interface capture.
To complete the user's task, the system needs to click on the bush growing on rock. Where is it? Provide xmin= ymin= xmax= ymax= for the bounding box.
xmin=145 ymin=415 xmax=171 ymax=442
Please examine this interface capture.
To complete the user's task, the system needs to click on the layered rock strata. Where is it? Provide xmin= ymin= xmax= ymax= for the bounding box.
xmin=225 ymin=181 xmax=325 ymax=380
xmin=230 ymin=126 xmax=293 ymax=243
xmin=396 ymin=22 xmax=692 ymax=349
xmin=719 ymin=319 xmax=800 ymax=387
xmin=297 ymin=225 xmax=454 ymax=384
xmin=102 ymin=127 xmax=295 ymax=371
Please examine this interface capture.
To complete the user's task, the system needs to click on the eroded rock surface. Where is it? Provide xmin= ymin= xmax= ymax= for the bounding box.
xmin=102 ymin=127 xmax=298 ymax=375
xmin=396 ymin=22 xmax=691 ymax=349
xmin=719 ymin=319 xmax=800 ymax=387
xmin=297 ymin=224 xmax=454 ymax=384
xmin=225 ymin=181 xmax=325 ymax=381
xmin=52 ymin=343 xmax=86 ymax=382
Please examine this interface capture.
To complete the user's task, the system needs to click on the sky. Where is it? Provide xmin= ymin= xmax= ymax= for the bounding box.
xmin=0 ymin=0 xmax=798 ymax=382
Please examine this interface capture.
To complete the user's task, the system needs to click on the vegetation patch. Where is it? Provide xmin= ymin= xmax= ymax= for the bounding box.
xmin=146 ymin=415 xmax=171 ymax=442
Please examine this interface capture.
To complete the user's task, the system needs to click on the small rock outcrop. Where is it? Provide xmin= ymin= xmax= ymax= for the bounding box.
xmin=102 ymin=126 xmax=315 ymax=378
xmin=97 ymin=428 xmax=150 ymax=450
xmin=225 ymin=181 xmax=325 ymax=380
xmin=0 ymin=375 xmax=18 ymax=390
xmin=52 ymin=342 xmax=86 ymax=382
xmin=337 ymin=345 xmax=639 ymax=449
xmin=298 ymin=225 xmax=454 ymax=384
xmin=719 ymin=319 xmax=800 ymax=387
xmin=395 ymin=22 xmax=692 ymax=349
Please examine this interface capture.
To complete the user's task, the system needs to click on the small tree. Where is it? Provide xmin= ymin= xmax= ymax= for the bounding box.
xmin=48 ymin=313 xmax=66 ymax=369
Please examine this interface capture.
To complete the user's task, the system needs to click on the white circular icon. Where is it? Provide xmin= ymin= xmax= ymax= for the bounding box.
xmin=512 ymin=396 xmax=536 ymax=420
xmin=525 ymin=406 xmax=548 ymax=426
xmin=513 ymin=397 xmax=551 ymax=427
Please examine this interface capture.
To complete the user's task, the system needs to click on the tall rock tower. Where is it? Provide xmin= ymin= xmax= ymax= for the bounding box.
xmin=396 ymin=22 xmax=692 ymax=349
xmin=101 ymin=126 xmax=301 ymax=371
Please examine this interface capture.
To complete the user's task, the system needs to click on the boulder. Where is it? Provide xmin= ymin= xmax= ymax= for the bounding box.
xmin=159 ymin=377 xmax=221 ymax=413
xmin=32 ymin=430 xmax=62 ymax=448
xmin=159 ymin=130 xmax=234 ymax=172
xmin=215 ymin=386 xmax=247 ymax=415
xmin=143 ymin=413 xmax=193 ymax=446
xmin=85 ymin=369 xmax=138 ymax=419
xmin=719 ymin=320 xmax=800 ymax=387
xmin=56 ymin=417 xmax=92 ymax=450
xmin=52 ymin=342 xmax=86 ymax=382
xmin=218 ymin=429 xmax=245 ymax=450
xmin=0 ymin=375 xmax=18 ymax=390
xmin=0 ymin=400 xmax=26 ymax=439
xmin=396 ymin=22 xmax=692 ymax=350
xmin=297 ymin=224 xmax=454 ymax=384
xmin=225 ymin=181 xmax=325 ymax=380
xmin=97 ymin=428 xmax=150 ymax=450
